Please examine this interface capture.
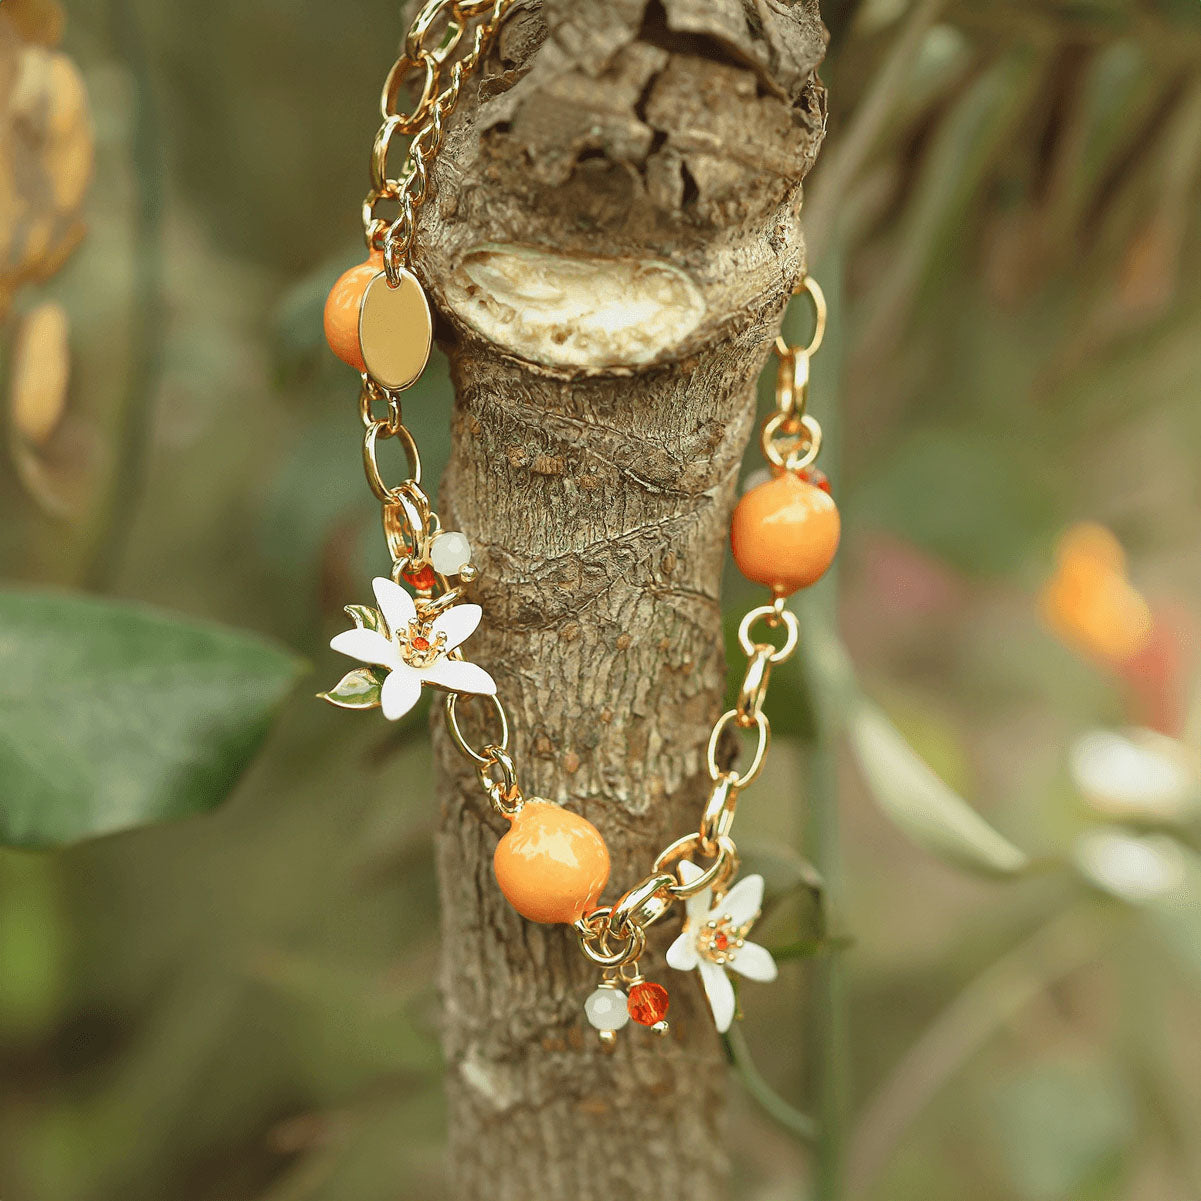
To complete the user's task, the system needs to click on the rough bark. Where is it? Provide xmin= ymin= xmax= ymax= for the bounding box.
xmin=418 ymin=2 xmax=826 ymax=1197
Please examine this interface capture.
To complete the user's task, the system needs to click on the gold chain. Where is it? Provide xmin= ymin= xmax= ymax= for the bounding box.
xmin=344 ymin=2 xmax=829 ymax=1002
xmin=363 ymin=0 xmax=514 ymax=284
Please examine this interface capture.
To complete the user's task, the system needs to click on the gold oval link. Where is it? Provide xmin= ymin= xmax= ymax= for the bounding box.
xmin=698 ymin=773 xmax=740 ymax=854
xmin=655 ymin=834 xmax=738 ymax=899
xmin=774 ymin=274 xmax=827 ymax=358
xmin=609 ymin=873 xmax=676 ymax=939
xmin=370 ymin=114 xmax=410 ymax=195
xmin=379 ymin=54 xmax=439 ymax=128
xmin=735 ymin=644 xmax=774 ymax=727
xmin=706 ymin=709 xmax=769 ymax=789
xmin=737 ymin=604 xmax=800 ymax=663
xmin=444 ymin=692 xmax=510 ymax=766
xmin=363 ymin=421 xmax=421 ymax=501
xmin=405 ymin=0 xmax=461 ymax=61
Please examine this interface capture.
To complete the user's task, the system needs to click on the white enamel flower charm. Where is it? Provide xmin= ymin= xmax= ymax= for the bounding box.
xmin=321 ymin=577 xmax=496 ymax=721
xmin=665 ymin=863 xmax=777 ymax=1032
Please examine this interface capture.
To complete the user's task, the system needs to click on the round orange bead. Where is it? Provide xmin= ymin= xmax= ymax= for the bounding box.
xmin=323 ymin=252 xmax=383 ymax=372
xmin=494 ymin=800 xmax=610 ymax=925
xmin=731 ymin=471 xmax=841 ymax=594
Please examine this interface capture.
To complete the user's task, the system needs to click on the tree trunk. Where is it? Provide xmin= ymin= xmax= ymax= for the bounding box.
xmin=418 ymin=2 xmax=827 ymax=1197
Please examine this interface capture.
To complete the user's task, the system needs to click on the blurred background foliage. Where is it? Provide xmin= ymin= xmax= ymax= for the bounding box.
xmin=1 ymin=0 xmax=1200 ymax=1198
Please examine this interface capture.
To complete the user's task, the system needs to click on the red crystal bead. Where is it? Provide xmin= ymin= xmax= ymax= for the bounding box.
xmin=799 ymin=467 xmax=831 ymax=494
xmin=627 ymin=981 xmax=669 ymax=1026
xmin=402 ymin=563 xmax=437 ymax=591
xmin=714 ymin=931 xmax=729 ymax=952
xmin=410 ymin=636 xmax=430 ymax=651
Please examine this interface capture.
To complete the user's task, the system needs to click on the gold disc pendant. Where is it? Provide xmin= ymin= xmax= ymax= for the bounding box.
xmin=359 ymin=269 xmax=433 ymax=391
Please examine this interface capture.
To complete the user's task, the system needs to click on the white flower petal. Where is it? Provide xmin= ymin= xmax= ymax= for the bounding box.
xmin=330 ymin=628 xmax=400 ymax=669
xmin=420 ymin=658 xmax=496 ymax=696
xmin=1073 ymin=829 xmax=1186 ymax=905
xmin=728 ymin=940 xmax=777 ymax=982
xmin=666 ymin=930 xmax=699 ymax=972
xmin=372 ymin=577 xmax=416 ymax=635
xmin=677 ymin=861 xmax=713 ymax=924
xmin=720 ymin=874 xmax=765 ymax=927
xmin=380 ymin=666 xmax=422 ymax=721
xmin=430 ymin=603 xmax=482 ymax=653
xmin=699 ymin=960 xmax=736 ymax=1032
xmin=1070 ymin=728 xmax=1200 ymax=822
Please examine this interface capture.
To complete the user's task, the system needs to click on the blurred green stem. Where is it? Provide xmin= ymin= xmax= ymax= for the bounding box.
xmin=724 ymin=1025 xmax=818 ymax=1143
xmin=804 ymin=724 xmax=849 ymax=1200
xmin=86 ymin=0 xmax=166 ymax=590
xmin=804 ymin=0 xmax=946 ymax=252
xmin=792 ymin=258 xmax=849 ymax=1200
xmin=1120 ymin=925 xmax=1201 ymax=1196
xmin=846 ymin=903 xmax=1108 ymax=1198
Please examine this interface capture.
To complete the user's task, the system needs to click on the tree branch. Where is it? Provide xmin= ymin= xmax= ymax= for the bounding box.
xmin=415 ymin=2 xmax=828 ymax=1195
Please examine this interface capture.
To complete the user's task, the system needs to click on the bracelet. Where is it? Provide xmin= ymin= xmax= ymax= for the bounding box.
xmin=318 ymin=0 xmax=840 ymax=1045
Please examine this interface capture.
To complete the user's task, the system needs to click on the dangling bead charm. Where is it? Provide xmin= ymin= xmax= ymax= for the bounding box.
xmin=400 ymin=561 xmax=438 ymax=595
xmin=584 ymin=977 xmax=629 ymax=1048
xmin=430 ymin=530 xmax=472 ymax=577
xmin=626 ymin=974 xmax=670 ymax=1036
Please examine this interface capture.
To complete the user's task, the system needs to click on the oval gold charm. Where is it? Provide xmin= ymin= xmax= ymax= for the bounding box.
xmin=358 ymin=269 xmax=432 ymax=391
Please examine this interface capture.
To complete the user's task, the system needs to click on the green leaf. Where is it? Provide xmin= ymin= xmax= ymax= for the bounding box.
xmin=0 ymin=590 xmax=305 ymax=848
xmin=849 ymin=703 xmax=1029 ymax=877
xmin=319 ymin=667 xmax=384 ymax=710
xmin=344 ymin=604 xmax=385 ymax=632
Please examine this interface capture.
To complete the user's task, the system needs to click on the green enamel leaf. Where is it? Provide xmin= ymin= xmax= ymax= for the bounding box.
xmin=344 ymin=604 xmax=385 ymax=632
xmin=318 ymin=667 xmax=384 ymax=710
xmin=849 ymin=702 xmax=1030 ymax=878
xmin=0 ymin=589 xmax=305 ymax=849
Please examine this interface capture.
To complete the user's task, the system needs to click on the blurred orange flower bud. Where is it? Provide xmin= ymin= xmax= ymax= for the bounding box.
xmin=1040 ymin=523 xmax=1153 ymax=666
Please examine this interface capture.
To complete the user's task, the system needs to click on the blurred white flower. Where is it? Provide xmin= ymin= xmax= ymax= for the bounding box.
xmin=1073 ymin=829 xmax=1187 ymax=905
xmin=1069 ymin=728 xmax=1200 ymax=824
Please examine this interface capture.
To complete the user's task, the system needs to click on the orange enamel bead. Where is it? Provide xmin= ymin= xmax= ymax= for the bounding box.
xmin=731 ymin=471 xmax=841 ymax=595
xmin=494 ymin=800 xmax=610 ymax=925
xmin=323 ymin=252 xmax=383 ymax=372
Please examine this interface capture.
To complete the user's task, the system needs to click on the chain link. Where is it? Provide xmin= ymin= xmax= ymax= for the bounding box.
xmin=364 ymin=0 xmax=513 ymax=280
